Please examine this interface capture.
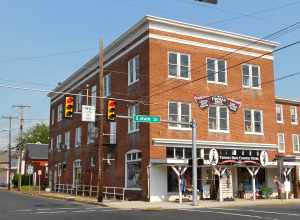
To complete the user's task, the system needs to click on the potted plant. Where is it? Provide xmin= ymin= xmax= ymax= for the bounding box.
xmin=261 ymin=186 xmax=273 ymax=199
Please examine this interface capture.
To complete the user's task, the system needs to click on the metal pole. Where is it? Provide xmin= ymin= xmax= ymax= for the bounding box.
xmin=8 ymin=117 xmax=12 ymax=190
xmin=39 ymin=174 xmax=41 ymax=194
xmin=192 ymin=119 xmax=198 ymax=206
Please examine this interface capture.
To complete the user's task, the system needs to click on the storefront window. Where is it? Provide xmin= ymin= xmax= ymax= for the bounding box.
xmin=126 ymin=150 xmax=142 ymax=188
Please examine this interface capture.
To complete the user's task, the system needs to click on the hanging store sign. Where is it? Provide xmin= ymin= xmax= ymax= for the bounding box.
xmin=259 ymin=151 xmax=269 ymax=167
xmin=209 ymin=148 xmax=219 ymax=166
xmin=194 ymin=95 xmax=241 ymax=112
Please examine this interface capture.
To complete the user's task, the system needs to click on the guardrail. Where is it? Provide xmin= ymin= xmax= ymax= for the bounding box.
xmin=54 ymin=184 xmax=125 ymax=200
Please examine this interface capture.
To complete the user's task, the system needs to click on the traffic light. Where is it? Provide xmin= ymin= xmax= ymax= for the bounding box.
xmin=107 ymin=100 xmax=116 ymax=121
xmin=64 ymin=96 xmax=74 ymax=118
xmin=195 ymin=0 xmax=218 ymax=4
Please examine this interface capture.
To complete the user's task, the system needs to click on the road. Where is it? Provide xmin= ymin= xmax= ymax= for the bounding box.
xmin=1 ymin=189 xmax=300 ymax=220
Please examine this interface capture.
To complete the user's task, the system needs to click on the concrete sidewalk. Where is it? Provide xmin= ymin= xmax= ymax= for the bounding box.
xmin=16 ymin=190 xmax=300 ymax=210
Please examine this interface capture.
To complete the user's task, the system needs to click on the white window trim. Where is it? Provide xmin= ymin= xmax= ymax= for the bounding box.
xmin=75 ymin=91 xmax=82 ymax=112
xmin=65 ymin=131 xmax=70 ymax=150
xmin=57 ymin=104 xmax=63 ymax=122
xmin=276 ymin=104 xmax=284 ymax=124
xmin=128 ymin=56 xmax=140 ymax=86
xmin=91 ymin=85 xmax=97 ymax=107
xmin=168 ymin=101 xmax=192 ymax=131
xmin=206 ymin=57 xmax=227 ymax=85
xmin=87 ymin=122 xmax=95 ymax=144
xmin=56 ymin=134 xmax=62 ymax=152
xmin=277 ymin=133 xmax=285 ymax=153
xmin=290 ymin=106 xmax=298 ymax=125
xmin=75 ymin=127 xmax=82 ymax=147
xmin=51 ymin=109 xmax=55 ymax=125
xmin=242 ymin=64 xmax=261 ymax=90
xmin=104 ymin=73 xmax=112 ymax=97
xmin=124 ymin=150 xmax=142 ymax=190
xmin=244 ymin=109 xmax=264 ymax=135
xmin=292 ymin=134 xmax=300 ymax=153
xmin=128 ymin=104 xmax=139 ymax=134
xmin=168 ymin=52 xmax=191 ymax=80
xmin=208 ymin=106 xmax=230 ymax=133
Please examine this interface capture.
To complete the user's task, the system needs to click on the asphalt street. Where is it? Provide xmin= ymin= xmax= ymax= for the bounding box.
xmin=1 ymin=189 xmax=300 ymax=220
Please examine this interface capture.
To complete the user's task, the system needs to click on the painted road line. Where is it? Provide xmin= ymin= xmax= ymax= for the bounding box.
xmin=71 ymin=209 xmax=97 ymax=213
xmin=180 ymin=209 xmax=264 ymax=219
xmin=33 ymin=210 xmax=67 ymax=215
xmin=210 ymin=208 xmax=300 ymax=217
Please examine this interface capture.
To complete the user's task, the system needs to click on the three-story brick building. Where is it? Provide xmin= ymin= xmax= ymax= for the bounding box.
xmin=48 ymin=16 xmax=300 ymax=201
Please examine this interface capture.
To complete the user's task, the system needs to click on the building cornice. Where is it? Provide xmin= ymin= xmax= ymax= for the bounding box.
xmin=275 ymin=96 xmax=300 ymax=106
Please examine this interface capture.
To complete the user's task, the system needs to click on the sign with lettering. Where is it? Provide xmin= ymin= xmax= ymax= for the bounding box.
xmin=194 ymin=96 xmax=241 ymax=112
xmin=82 ymin=105 xmax=96 ymax=122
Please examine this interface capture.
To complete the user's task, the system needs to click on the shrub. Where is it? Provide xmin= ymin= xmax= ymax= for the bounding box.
xmin=261 ymin=186 xmax=273 ymax=199
xmin=12 ymin=174 xmax=33 ymax=187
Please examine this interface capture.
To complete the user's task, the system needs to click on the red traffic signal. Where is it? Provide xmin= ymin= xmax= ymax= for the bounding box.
xmin=107 ymin=100 xmax=116 ymax=121
xmin=64 ymin=96 xmax=74 ymax=118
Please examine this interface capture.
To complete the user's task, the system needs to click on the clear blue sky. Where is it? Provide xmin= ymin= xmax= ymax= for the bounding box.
xmin=0 ymin=0 xmax=300 ymax=148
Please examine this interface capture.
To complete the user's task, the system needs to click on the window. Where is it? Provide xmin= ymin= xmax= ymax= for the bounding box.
xmin=128 ymin=56 xmax=139 ymax=85
xmin=277 ymin=133 xmax=285 ymax=152
xmin=166 ymin=147 xmax=192 ymax=159
xmin=168 ymin=102 xmax=191 ymax=129
xmin=87 ymin=122 xmax=96 ymax=144
xmin=128 ymin=104 xmax=139 ymax=133
xmin=57 ymin=104 xmax=63 ymax=122
xmin=208 ymin=106 xmax=229 ymax=132
xmin=242 ymin=64 xmax=261 ymax=89
xmin=65 ymin=131 xmax=70 ymax=150
xmin=56 ymin=134 xmax=62 ymax=151
xmin=168 ymin=52 xmax=191 ymax=79
xmin=91 ymin=85 xmax=97 ymax=107
xmin=75 ymin=127 xmax=82 ymax=147
xmin=290 ymin=106 xmax=298 ymax=124
xmin=125 ymin=150 xmax=142 ymax=189
xmin=104 ymin=74 xmax=111 ymax=97
xmin=292 ymin=134 xmax=300 ymax=152
xmin=75 ymin=91 xmax=82 ymax=112
xmin=207 ymin=58 xmax=227 ymax=84
xmin=276 ymin=104 xmax=283 ymax=123
xmin=244 ymin=109 xmax=263 ymax=134
xmin=51 ymin=108 xmax=55 ymax=125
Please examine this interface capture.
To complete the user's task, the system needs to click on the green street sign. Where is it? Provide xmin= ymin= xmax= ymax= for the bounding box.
xmin=133 ymin=115 xmax=161 ymax=123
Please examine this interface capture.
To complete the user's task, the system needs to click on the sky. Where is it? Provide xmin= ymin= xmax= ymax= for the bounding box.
xmin=0 ymin=0 xmax=300 ymax=149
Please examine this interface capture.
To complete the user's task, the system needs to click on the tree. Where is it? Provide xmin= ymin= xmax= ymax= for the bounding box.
xmin=19 ymin=123 xmax=49 ymax=144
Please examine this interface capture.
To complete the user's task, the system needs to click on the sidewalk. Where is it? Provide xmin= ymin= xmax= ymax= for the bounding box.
xmin=18 ymin=190 xmax=300 ymax=210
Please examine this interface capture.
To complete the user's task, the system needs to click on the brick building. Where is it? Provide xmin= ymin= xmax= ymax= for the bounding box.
xmin=48 ymin=16 xmax=300 ymax=201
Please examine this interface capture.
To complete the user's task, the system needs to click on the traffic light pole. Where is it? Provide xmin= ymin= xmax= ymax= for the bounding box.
xmin=192 ymin=119 xmax=197 ymax=206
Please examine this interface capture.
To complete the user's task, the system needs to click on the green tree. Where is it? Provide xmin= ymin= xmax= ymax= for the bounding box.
xmin=19 ymin=123 xmax=49 ymax=144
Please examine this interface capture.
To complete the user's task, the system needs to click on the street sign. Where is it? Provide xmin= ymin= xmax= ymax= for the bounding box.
xmin=82 ymin=105 xmax=96 ymax=122
xmin=133 ymin=115 xmax=161 ymax=123
xmin=27 ymin=165 xmax=34 ymax=175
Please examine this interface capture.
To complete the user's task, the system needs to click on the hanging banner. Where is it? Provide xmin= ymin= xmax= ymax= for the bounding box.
xmin=194 ymin=95 xmax=241 ymax=112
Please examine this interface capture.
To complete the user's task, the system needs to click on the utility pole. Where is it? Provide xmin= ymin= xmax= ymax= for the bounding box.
xmin=13 ymin=105 xmax=31 ymax=191
xmin=2 ymin=116 xmax=18 ymax=190
xmin=97 ymin=39 xmax=104 ymax=202
xmin=192 ymin=119 xmax=198 ymax=206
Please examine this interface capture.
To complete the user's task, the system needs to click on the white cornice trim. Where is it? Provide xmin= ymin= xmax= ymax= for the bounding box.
xmin=152 ymin=138 xmax=278 ymax=150
xmin=276 ymin=96 xmax=300 ymax=105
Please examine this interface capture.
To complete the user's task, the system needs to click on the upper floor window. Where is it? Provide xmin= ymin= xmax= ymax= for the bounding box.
xmin=75 ymin=127 xmax=82 ymax=147
xmin=128 ymin=104 xmax=139 ymax=133
xmin=75 ymin=91 xmax=82 ymax=112
xmin=57 ymin=104 xmax=63 ymax=122
xmin=168 ymin=102 xmax=191 ymax=129
xmin=208 ymin=106 xmax=229 ymax=133
xmin=207 ymin=58 xmax=227 ymax=84
xmin=277 ymin=133 xmax=285 ymax=153
xmin=128 ymin=56 xmax=139 ymax=85
xmin=290 ymin=106 xmax=298 ymax=125
xmin=168 ymin=52 xmax=191 ymax=79
xmin=104 ymin=74 xmax=111 ymax=97
xmin=91 ymin=85 xmax=97 ymax=107
xmin=87 ymin=122 xmax=96 ymax=144
xmin=244 ymin=109 xmax=263 ymax=134
xmin=276 ymin=104 xmax=283 ymax=123
xmin=242 ymin=64 xmax=261 ymax=89
xmin=56 ymin=134 xmax=62 ymax=151
xmin=292 ymin=134 xmax=300 ymax=153
xmin=51 ymin=108 xmax=55 ymax=125
xmin=65 ymin=131 xmax=70 ymax=150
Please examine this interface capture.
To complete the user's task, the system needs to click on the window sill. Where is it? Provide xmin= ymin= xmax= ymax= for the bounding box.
xmin=209 ymin=129 xmax=229 ymax=134
xmin=128 ymin=129 xmax=139 ymax=134
xmin=242 ymin=86 xmax=261 ymax=90
xmin=291 ymin=122 xmax=298 ymax=126
xmin=168 ymin=75 xmax=191 ymax=80
xmin=278 ymin=149 xmax=285 ymax=153
xmin=207 ymin=81 xmax=227 ymax=86
xmin=277 ymin=121 xmax=284 ymax=124
xmin=125 ymin=188 xmax=142 ymax=191
xmin=168 ymin=127 xmax=192 ymax=131
xmin=128 ymin=79 xmax=139 ymax=86
xmin=244 ymin=132 xmax=264 ymax=136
